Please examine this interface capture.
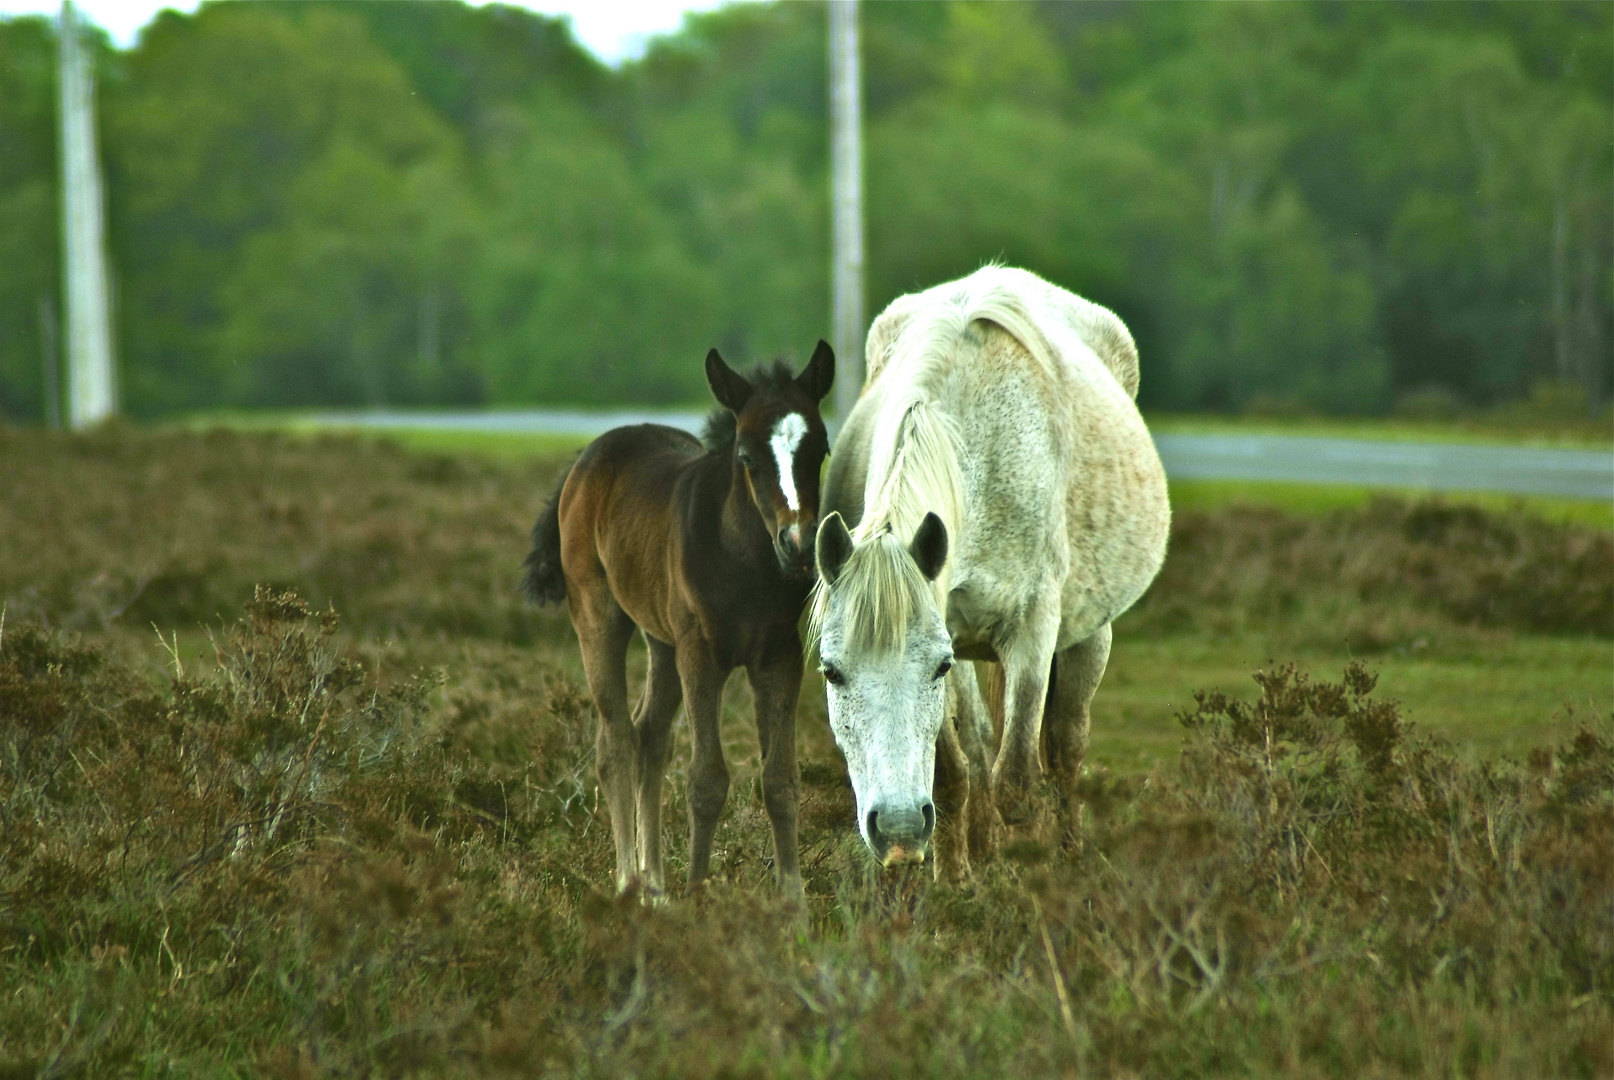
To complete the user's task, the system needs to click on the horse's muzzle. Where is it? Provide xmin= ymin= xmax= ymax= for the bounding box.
xmin=867 ymin=801 xmax=935 ymax=867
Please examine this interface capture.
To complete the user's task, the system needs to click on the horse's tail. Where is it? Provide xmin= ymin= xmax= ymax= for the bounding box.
xmin=520 ymin=461 xmax=574 ymax=605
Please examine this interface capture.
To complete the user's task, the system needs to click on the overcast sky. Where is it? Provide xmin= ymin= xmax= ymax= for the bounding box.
xmin=0 ymin=0 xmax=744 ymax=63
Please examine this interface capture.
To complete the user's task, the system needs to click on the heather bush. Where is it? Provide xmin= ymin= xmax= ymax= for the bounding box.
xmin=2 ymin=600 xmax=1607 ymax=1078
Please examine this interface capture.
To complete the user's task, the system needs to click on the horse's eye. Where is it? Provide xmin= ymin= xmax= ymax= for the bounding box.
xmin=737 ymin=451 xmax=754 ymax=469
xmin=821 ymin=664 xmax=845 ymax=687
xmin=934 ymin=660 xmax=953 ymax=680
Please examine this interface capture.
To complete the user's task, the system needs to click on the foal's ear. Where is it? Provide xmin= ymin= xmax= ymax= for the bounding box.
xmin=796 ymin=340 xmax=835 ymax=402
xmin=705 ymin=348 xmax=753 ymax=412
xmin=909 ymin=512 xmax=948 ymax=581
xmin=816 ymin=512 xmax=854 ymax=585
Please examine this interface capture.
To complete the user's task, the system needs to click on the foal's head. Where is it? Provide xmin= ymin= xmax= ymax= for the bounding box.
xmin=704 ymin=342 xmax=835 ymax=574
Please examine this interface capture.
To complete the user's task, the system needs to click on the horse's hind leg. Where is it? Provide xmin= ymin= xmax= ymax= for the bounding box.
xmin=932 ymin=662 xmax=998 ymax=881
xmin=677 ymin=643 xmax=730 ymax=890
xmin=1043 ymin=623 xmax=1111 ymax=851
xmin=572 ymin=586 xmax=638 ymax=892
xmin=634 ymin=635 xmax=683 ymax=896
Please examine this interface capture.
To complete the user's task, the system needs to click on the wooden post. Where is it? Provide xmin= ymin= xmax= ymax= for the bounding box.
xmin=829 ymin=0 xmax=864 ymax=423
xmin=59 ymin=0 xmax=117 ymax=429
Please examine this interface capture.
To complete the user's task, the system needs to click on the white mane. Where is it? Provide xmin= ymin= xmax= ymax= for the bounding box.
xmin=812 ymin=266 xmax=1145 ymax=654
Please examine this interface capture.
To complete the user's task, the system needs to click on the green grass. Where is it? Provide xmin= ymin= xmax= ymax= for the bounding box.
xmin=1092 ymin=631 xmax=1610 ymax=774
xmin=1167 ymin=477 xmax=1613 ymax=528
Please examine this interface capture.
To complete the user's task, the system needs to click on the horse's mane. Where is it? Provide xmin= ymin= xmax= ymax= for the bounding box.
xmin=808 ymin=310 xmax=970 ymax=654
xmin=698 ymin=358 xmax=800 ymax=452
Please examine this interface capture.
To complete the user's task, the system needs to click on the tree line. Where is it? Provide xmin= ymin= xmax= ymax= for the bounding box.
xmin=0 ymin=0 xmax=1607 ymax=419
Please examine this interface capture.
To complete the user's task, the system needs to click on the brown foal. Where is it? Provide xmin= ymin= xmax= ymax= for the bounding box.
xmin=522 ymin=343 xmax=834 ymax=899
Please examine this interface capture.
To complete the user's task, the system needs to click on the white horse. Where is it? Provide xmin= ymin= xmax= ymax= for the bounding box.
xmin=811 ymin=266 xmax=1170 ymax=878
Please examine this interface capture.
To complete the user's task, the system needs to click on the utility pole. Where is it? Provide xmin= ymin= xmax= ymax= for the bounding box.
xmin=828 ymin=0 xmax=863 ymax=423
xmin=58 ymin=0 xmax=116 ymax=429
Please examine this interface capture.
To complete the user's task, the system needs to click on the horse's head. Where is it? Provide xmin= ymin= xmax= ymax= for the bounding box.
xmin=812 ymin=511 xmax=952 ymax=867
xmin=706 ymin=342 xmax=834 ymax=574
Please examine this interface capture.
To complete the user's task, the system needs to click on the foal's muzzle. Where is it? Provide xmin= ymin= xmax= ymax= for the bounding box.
xmin=775 ymin=522 xmax=814 ymax=572
xmin=866 ymin=800 xmax=935 ymax=867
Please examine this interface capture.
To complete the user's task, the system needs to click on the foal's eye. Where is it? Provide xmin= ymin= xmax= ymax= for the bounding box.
xmin=934 ymin=659 xmax=953 ymax=680
xmin=736 ymin=450 xmax=755 ymax=469
xmin=820 ymin=664 xmax=846 ymax=687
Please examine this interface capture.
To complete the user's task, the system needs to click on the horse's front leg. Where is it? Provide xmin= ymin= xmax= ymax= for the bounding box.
xmin=677 ymin=641 xmax=730 ymax=890
xmin=989 ymin=606 xmax=1060 ymax=833
xmin=949 ymin=659 xmax=999 ymax=863
xmin=746 ymin=634 xmax=804 ymax=902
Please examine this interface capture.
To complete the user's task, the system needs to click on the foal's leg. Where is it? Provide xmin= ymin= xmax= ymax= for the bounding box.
xmin=634 ymin=635 xmax=683 ymax=896
xmin=989 ymin=602 xmax=1061 ymax=831
xmin=747 ymin=635 xmax=804 ymax=901
xmin=1043 ymin=623 xmax=1111 ymax=851
xmin=677 ymin=642 xmax=730 ymax=889
xmin=571 ymin=588 xmax=638 ymax=892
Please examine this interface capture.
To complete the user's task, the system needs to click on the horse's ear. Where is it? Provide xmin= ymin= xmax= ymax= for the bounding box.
xmin=909 ymin=512 xmax=948 ymax=581
xmin=797 ymin=340 xmax=835 ymax=402
xmin=705 ymin=348 xmax=753 ymax=412
xmin=816 ymin=512 xmax=854 ymax=585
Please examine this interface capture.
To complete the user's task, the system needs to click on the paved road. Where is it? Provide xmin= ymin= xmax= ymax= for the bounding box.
xmin=310 ymin=409 xmax=1613 ymax=501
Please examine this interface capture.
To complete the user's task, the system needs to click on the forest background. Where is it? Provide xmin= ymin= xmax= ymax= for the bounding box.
xmin=0 ymin=0 xmax=1609 ymax=421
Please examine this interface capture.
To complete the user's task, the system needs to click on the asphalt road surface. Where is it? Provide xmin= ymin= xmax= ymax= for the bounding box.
xmin=309 ymin=409 xmax=1613 ymax=502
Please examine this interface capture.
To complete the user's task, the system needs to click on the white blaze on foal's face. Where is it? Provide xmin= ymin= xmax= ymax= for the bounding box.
xmin=770 ymin=412 xmax=808 ymax=512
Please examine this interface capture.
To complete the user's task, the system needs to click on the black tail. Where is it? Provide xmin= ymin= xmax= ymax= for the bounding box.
xmin=520 ymin=462 xmax=573 ymax=605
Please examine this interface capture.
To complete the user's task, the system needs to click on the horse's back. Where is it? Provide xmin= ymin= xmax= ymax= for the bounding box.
xmin=852 ymin=267 xmax=1169 ymax=649
xmin=864 ymin=266 xmax=1139 ymax=401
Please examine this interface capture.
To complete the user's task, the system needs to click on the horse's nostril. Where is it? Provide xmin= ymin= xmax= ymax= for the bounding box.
xmin=866 ymin=809 xmax=881 ymax=846
xmin=920 ymin=801 xmax=935 ymax=839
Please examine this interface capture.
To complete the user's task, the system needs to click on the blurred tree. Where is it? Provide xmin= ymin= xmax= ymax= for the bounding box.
xmin=0 ymin=17 xmax=61 ymax=421
xmin=471 ymin=99 xmax=719 ymax=404
xmin=0 ymin=0 xmax=1604 ymax=420
xmin=105 ymin=4 xmax=460 ymax=412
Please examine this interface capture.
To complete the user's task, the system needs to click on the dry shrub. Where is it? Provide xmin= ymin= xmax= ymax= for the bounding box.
xmin=1 ymin=427 xmax=1609 ymax=1078
xmin=0 ymin=426 xmax=570 ymax=642
xmin=0 ymin=588 xmax=599 ymax=1078
xmin=1030 ymin=662 xmax=1613 ymax=1077
xmin=1 ymin=595 xmax=1609 ymax=1078
xmin=1133 ymin=497 xmax=1613 ymax=642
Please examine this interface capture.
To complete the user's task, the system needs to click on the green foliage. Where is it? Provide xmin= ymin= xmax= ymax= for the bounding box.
xmin=0 ymin=1 xmax=1608 ymax=418
xmin=0 ymin=16 xmax=61 ymax=421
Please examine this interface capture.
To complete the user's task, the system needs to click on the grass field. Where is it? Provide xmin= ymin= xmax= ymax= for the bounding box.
xmin=1 ymin=424 xmax=1609 ymax=1078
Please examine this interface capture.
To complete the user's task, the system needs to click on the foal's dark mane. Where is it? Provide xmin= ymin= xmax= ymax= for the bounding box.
xmin=698 ymin=358 xmax=803 ymax=452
